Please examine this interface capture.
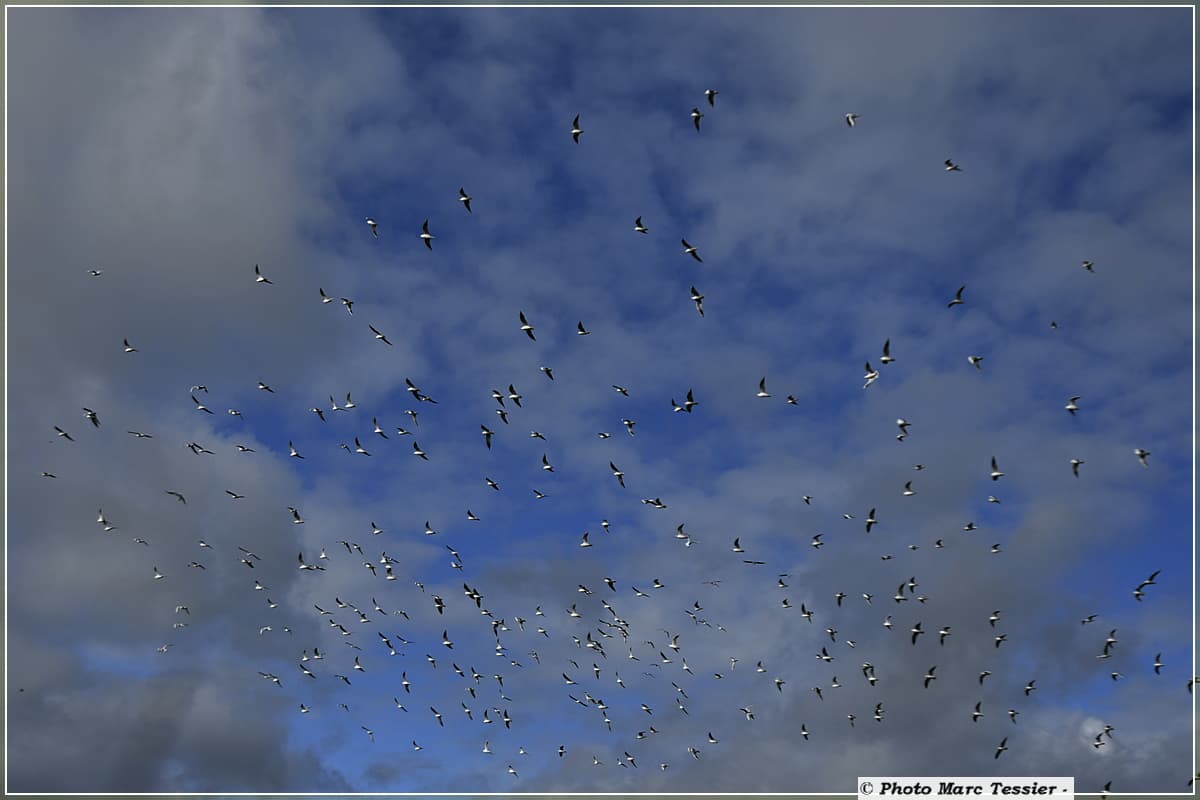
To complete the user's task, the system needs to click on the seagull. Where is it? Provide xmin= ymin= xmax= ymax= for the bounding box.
xmin=863 ymin=362 xmax=880 ymax=389
xmin=1065 ymin=396 xmax=1080 ymax=416
xmin=610 ymin=462 xmax=625 ymax=488
xmin=412 ymin=441 xmax=429 ymax=460
xmin=1081 ymin=260 xmax=1095 ymax=273
xmin=518 ymin=311 xmax=536 ymax=341
xmin=945 ymin=159 xmax=962 ymax=172
xmin=288 ymin=441 xmax=304 ymax=459
xmin=82 ymin=408 xmax=100 ymax=427
xmin=756 ymin=377 xmax=770 ymax=398
xmin=458 ymin=187 xmax=472 ymax=213
xmin=571 ymin=114 xmax=584 ymax=142
xmin=354 ymin=437 xmax=371 ymax=456
xmin=481 ymin=426 xmax=494 ymax=449
xmin=990 ymin=456 xmax=1005 ymax=481
xmin=190 ymin=394 xmax=214 ymax=415
xmin=880 ymin=339 xmax=894 ymax=365
xmin=87 ymin=268 xmax=103 ymax=276
xmin=1154 ymin=653 xmax=1164 ymax=674
xmin=845 ymin=112 xmax=860 ymax=127
xmin=865 ymin=509 xmax=878 ymax=533
xmin=419 ymin=219 xmax=435 ymax=249
xmin=903 ymin=481 xmax=916 ymax=497
xmin=972 ymin=702 xmax=984 ymax=722
xmin=705 ymin=88 xmax=718 ymax=106
xmin=122 ymin=338 xmax=138 ymax=353
xmin=995 ymin=737 xmax=1008 ymax=759
xmin=254 ymin=263 xmax=272 ymax=284
xmin=968 ymin=355 xmax=984 ymax=370
xmin=540 ymin=366 xmax=554 ymax=381
xmin=947 ymin=285 xmax=965 ymax=308
xmin=365 ymin=217 xmax=378 ymax=237
xmin=1135 ymin=448 xmax=1151 ymax=468
xmin=1071 ymin=458 xmax=1085 ymax=477
xmin=165 ymin=490 xmax=187 ymax=505
xmin=319 ymin=287 xmax=335 ymax=304
xmin=681 ymin=239 xmax=703 ymax=262
xmin=689 ymin=285 xmax=705 ymax=317
xmin=634 ymin=216 xmax=649 ymax=234
xmin=691 ymin=106 xmax=704 ymax=132
xmin=923 ymin=666 xmax=938 ymax=688
xmin=368 ymin=325 xmax=393 ymax=346
xmin=577 ymin=321 xmax=590 ymax=335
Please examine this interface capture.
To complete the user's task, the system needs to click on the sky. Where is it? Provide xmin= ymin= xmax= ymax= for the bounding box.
xmin=4 ymin=5 xmax=1194 ymax=797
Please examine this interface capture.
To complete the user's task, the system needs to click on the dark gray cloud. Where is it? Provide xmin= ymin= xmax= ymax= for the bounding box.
xmin=5 ymin=6 xmax=1192 ymax=796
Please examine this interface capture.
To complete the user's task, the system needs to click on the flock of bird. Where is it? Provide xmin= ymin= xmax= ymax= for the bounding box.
xmin=43 ymin=87 xmax=1188 ymax=793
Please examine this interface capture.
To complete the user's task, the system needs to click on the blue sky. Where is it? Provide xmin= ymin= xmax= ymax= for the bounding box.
xmin=5 ymin=5 xmax=1194 ymax=796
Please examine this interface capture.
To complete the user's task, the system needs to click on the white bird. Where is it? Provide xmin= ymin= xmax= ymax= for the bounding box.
xmin=123 ymin=338 xmax=138 ymax=353
xmin=880 ymin=338 xmax=894 ymax=365
xmin=288 ymin=441 xmax=304 ymax=459
xmin=368 ymin=325 xmax=393 ymax=346
xmin=319 ymin=287 xmax=335 ymax=304
xmin=634 ymin=216 xmax=649 ymax=234
xmin=968 ymin=355 xmax=984 ymax=370
xmin=705 ymin=88 xmax=718 ymax=106
xmin=945 ymin=158 xmax=962 ymax=172
xmin=845 ymin=112 xmax=860 ymax=127
xmin=458 ymin=187 xmax=472 ymax=213
xmin=365 ymin=218 xmax=378 ymax=237
xmin=519 ymin=311 xmax=536 ymax=341
xmin=254 ymin=263 xmax=272 ymax=284
xmin=863 ymin=362 xmax=880 ymax=389
xmin=1065 ymin=396 xmax=1080 ymax=416
xmin=990 ymin=456 xmax=1005 ymax=481
xmin=690 ymin=285 xmax=704 ymax=316
xmin=1070 ymin=458 xmax=1085 ymax=477
xmin=419 ymin=219 xmax=435 ymax=249
xmin=756 ymin=377 xmax=770 ymax=398
xmin=681 ymin=239 xmax=703 ymax=262
xmin=571 ymin=114 xmax=584 ymax=142
xmin=87 ymin=268 xmax=103 ymax=276
xmin=1135 ymin=448 xmax=1151 ymax=467
xmin=1081 ymin=260 xmax=1095 ymax=273
xmin=690 ymin=106 xmax=704 ymax=132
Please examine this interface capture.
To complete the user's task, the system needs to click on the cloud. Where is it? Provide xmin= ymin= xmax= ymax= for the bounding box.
xmin=5 ymin=6 xmax=1191 ymax=795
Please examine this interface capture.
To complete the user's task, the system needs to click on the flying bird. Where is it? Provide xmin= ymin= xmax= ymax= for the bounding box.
xmin=571 ymin=114 xmax=584 ymax=142
xmin=681 ymin=239 xmax=703 ymax=262
xmin=419 ymin=219 xmax=435 ymax=249
xmin=458 ymin=187 xmax=472 ymax=213
xmin=519 ymin=311 xmax=536 ymax=341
